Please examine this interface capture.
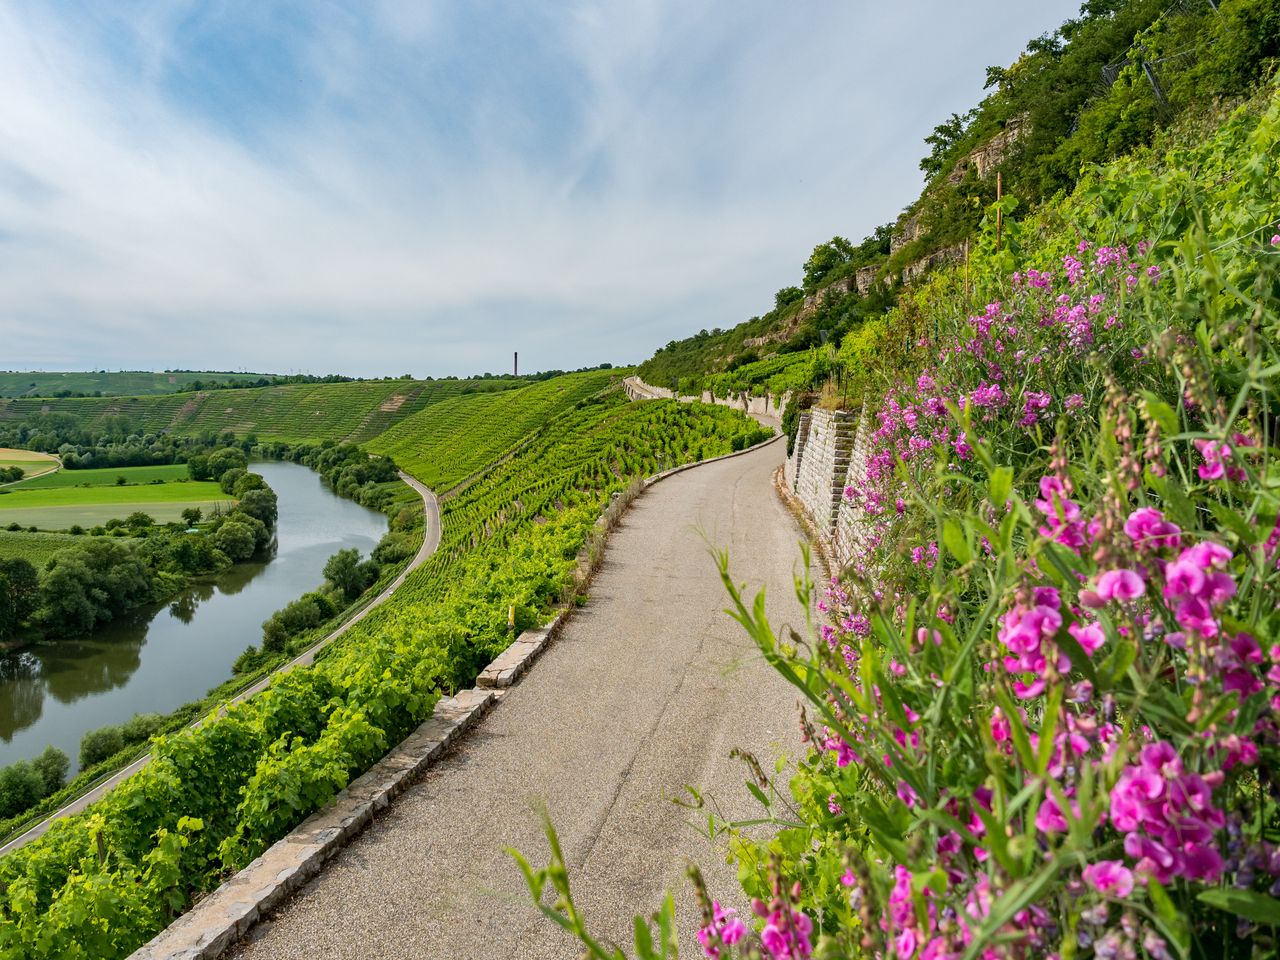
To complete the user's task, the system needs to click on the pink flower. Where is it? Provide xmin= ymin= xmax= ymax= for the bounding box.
xmin=1082 ymin=860 xmax=1135 ymax=898
xmin=1069 ymin=620 xmax=1106 ymax=655
xmin=1272 ymin=234 xmax=1280 ymax=246
xmin=1123 ymin=507 xmax=1181 ymax=551
xmin=698 ymin=902 xmax=748 ymax=958
xmin=1095 ymin=569 xmax=1146 ymax=603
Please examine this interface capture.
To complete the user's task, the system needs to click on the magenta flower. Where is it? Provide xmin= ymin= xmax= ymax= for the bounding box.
xmin=697 ymin=902 xmax=747 ymax=958
xmin=1082 ymin=860 xmax=1135 ymax=898
xmin=1095 ymin=569 xmax=1145 ymax=603
xmin=1123 ymin=507 xmax=1182 ymax=551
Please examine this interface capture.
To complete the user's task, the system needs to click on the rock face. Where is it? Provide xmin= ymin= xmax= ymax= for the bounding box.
xmin=948 ymin=114 xmax=1029 ymax=184
xmin=901 ymin=243 xmax=966 ymax=284
xmin=890 ymin=214 xmax=925 ymax=256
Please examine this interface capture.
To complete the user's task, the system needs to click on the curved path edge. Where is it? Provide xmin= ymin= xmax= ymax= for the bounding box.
xmin=0 ymin=471 xmax=440 ymax=856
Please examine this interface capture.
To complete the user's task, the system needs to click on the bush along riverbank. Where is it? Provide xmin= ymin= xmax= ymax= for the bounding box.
xmin=517 ymin=88 xmax=1280 ymax=957
xmin=0 ymin=448 xmax=421 ymax=850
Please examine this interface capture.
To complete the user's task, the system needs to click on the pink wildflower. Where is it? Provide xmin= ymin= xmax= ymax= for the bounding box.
xmin=1082 ymin=861 xmax=1135 ymax=898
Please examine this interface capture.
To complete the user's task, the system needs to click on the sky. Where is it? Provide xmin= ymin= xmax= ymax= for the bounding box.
xmin=0 ymin=0 xmax=1084 ymax=378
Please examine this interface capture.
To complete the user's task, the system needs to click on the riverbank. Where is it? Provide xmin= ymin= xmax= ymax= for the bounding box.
xmin=0 ymin=468 xmax=435 ymax=853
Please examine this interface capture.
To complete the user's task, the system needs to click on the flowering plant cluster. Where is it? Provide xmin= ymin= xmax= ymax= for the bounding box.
xmin=518 ymin=88 xmax=1280 ymax=960
xmin=700 ymin=226 xmax=1280 ymax=959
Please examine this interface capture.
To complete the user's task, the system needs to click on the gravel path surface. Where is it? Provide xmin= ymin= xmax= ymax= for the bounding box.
xmin=230 ymin=438 xmax=806 ymax=959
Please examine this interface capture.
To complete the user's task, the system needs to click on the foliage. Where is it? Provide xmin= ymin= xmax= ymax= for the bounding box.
xmin=522 ymin=76 xmax=1280 ymax=960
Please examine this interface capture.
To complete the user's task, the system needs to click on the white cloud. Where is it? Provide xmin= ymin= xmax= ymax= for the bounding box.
xmin=0 ymin=0 xmax=1081 ymax=376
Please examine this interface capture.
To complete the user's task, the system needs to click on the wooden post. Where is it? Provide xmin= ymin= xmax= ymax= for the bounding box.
xmin=996 ymin=172 xmax=1003 ymax=250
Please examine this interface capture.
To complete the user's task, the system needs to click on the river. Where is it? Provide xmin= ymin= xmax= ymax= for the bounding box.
xmin=0 ymin=461 xmax=388 ymax=773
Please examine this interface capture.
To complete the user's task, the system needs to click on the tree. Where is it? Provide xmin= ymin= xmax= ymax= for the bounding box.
xmin=124 ymin=511 xmax=155 ymax=532
xmin=230 ymin=471 xmax=266 ymax=497
xmin=181 ymin=507 xmax=203 ymax=527
xmin=0 ymin=762 xmax=43 ymax=818
xmin=920 ymin=109 xmax=978 ymax=178
xmin=206 ymin=447 xmax=247 ymax=482
xmin=774 ymin=286 xmax=804 ymax=311
xmin=212 ymin=520 xmax=257 ymax=562
xmin=324 ymin=548 xmax=366 ymax=600
xmin=31 ymin=746 xmax=69 ymax=796
xmin=187 ymin=455 xmax=211 ymax=481
xmin=238 ymin=488 xmax=278 ymax=527
xmin=38 ymin=540 xmax=154 ymax=635
xmin=79 ymin=726 xmax=124 ymax=769
xmin=802 ymin=237 xmax=857 ymax=292
xmin=0 ymin=558 xmax=39 ymax=639
xmin=218 ymin=467 xmax=247 ymax=495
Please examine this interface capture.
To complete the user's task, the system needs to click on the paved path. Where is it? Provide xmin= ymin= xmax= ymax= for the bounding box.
xmin=0 ymin=472 xmax=440 ymax=856
xmin=232 ymin=438 xmax=805 ymax=959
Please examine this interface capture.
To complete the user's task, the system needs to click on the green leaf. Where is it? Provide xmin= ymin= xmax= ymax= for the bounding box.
xmin=943 ymin=519 xmax=971 ymax=564
xmin=1146 ymin=879 xmax=1190 ymax=956
xmin=1197 ymin=888 xmax=1280 ymax=926
xmin=989 ymin=466 xmax=1012 ymax=508
xmin=1141 ymin=392 xmax=1179 ymax=435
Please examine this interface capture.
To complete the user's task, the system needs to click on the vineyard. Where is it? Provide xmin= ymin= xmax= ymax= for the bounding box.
xmin=0 ymin=384 xmax=769 ymax=958
xmin=0 ymin=377 xmax=524 ymax=446
xmin=365 ymin=369 xmax=619 ymax=489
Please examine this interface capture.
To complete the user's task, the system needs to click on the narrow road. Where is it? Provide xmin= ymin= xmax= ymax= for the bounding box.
xmin=232 ymin=438 xmax=806 ymax=959
xmin=0 ymin=472 xmax=440 ymax=856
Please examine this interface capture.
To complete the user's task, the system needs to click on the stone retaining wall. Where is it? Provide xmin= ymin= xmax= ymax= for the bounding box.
xmin=623 ymin=376 xmax=786 ymax=420
xmin=782 ymin=406 xmax=874 ymax=571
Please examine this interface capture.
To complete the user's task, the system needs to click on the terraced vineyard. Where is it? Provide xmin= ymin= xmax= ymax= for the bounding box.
xmin=0 ymin=377 xmax=524 ymax=444
xmin=0 ymin=383 xmax=770 ymax=957
xmin=366 ymin=369 xmax=618 ymax=489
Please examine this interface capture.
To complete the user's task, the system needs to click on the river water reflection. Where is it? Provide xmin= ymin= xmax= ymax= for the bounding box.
xmin=0 ymin=462 xmax=388 ymax=772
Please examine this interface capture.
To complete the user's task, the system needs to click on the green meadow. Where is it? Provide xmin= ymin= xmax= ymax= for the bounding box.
xmin=0 ymin=480 xmax=232 ymax=530
xmin=14 ymin=463 xmax=189 ymax=489
xmin=0 ymin=448 xmax=59 ymax=481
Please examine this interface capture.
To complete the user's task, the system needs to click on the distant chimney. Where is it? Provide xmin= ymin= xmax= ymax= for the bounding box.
xmin=514 ymin=351 xmax=518 ymax=377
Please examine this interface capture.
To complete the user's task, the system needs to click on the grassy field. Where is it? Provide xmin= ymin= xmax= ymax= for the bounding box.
xmin=0 ymin=448 xmax=59 ymax=481
xmin=13 ymin=463 xmax=188 ymax=489
xmin=0 ymin=371 xmax=274 ymax=398
xmin=0 ymin=377 xmax=527 ymax=444
xmin=0 ymin=529 xmax=89 ymax=565
xmin=0 ymin=481 xmax=232 ymax=530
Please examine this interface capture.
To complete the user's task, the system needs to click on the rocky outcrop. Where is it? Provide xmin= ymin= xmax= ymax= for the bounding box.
xmin=947 ymin=114 xmax=1028 ymax=184
xmin=901 ymin=243 xmax=966 ymax=284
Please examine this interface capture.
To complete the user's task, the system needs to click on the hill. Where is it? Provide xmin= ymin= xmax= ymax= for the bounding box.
xmin=0 ymin=377 xmax=526 ymax=446
xmin=0 ymin=371 xmax=280 ymax=398
xmin=639 ymin=0 xmax=1280 ymax=391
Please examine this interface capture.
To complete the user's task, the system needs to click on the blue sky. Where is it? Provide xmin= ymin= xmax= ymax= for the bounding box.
xmin=0 ymin=0 xmax=1082 ymax=377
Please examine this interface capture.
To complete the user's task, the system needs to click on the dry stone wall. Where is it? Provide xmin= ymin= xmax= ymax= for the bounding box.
xmin=782 ymin=406 xmax=874 ymax=571
xmin=792 ymin=408 xmax=856 ymax=541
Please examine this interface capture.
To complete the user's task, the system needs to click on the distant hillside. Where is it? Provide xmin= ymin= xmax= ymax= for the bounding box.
xmin=640 ymin=0 xmax=1280 ymax=391
xmin=0 ymin=377 xmax=527 ymax=446
xmin=0 ymin=370 xmax=282 ymax=398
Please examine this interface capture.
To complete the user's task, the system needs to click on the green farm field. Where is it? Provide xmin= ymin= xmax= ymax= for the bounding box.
xmin=0 ymin=448 xmax=59 ymax=481
xmin=13 ymin=463 xmax=189 ymax=489
xmin=0 ymin=481 xmax=232 ymax=530
xmin=0 ymin=529 xmax=90 ymax=565
xmin=0 ymin=377 xmax=527 ymax=444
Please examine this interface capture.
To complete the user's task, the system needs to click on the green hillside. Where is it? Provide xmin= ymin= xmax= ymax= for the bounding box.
xmin=0 ymin=377 xmax=525 ymax=445
xmin=0 ymin=371 xmax=277 ymax=398
xmin=365 ymin=369 xmax=619 ymax=490
xmin=640 ymin=0 xmax=1280 ymax=388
